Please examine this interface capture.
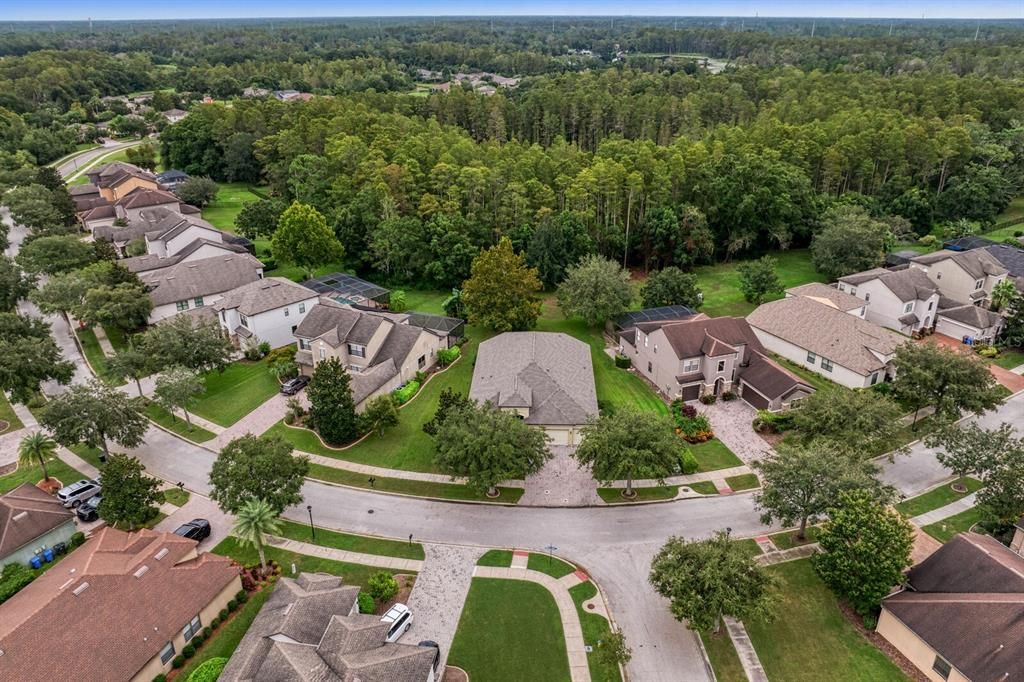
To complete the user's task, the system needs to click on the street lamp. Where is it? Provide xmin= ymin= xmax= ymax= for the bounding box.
xmin=306 ymin=505 xmax=316 ymax=541
xmin=544 ymin=544 xmax=558 ymax=571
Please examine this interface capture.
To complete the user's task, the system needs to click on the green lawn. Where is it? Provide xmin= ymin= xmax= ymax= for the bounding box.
xmin=190 ymin=359 xmax=280 ymax=427
xmin=734 ymin=538 xmax=764 ymax=559
xmin=690 ymin=439 xmax=743 ymax=472
xmin=597 ymin=485 xmax=679 ymax=503
xmin=745 ymin=559 xmax=908 ymax=681
xmin=392 ymin=288 xmax=450 ymax=315
xmin=695 ymin=249 xmax=824 ymax=317
xmin=700 ymin=627 xmax=747 ymax=682
xmin=726 ymin=473 xmax=760 ymax=491
xmin=76 ymin=328 xmax=123 ymax=384
xmin=174 ymin=588 xmax=271 ymax=680
xmin=449 ymin=578 xmax=571 ymax=682
xmin=478 ymin=549 xmax=514 ymax=567
xmin=202 ymin=183 xmax=263 ymax=232
xmin=922 ymin=507 xmax=986 ymax=543
xmin=102 ymin=325 xmax=130 ymax=352
xmin=527 ymin=553 xmax=576 ymax=579
xmin=142 ymin=401 xmax=217 ymax=443
xmin=688 ymin=481 xmax=720 ymax=495
xmin=274 ymin=519 xmax=425 ymax=561
xmin=0 ymin=392 xmax=24 ymax=434
xmin=767 ymin=526 xmax=820 ymax=550
xmin=0 ymin=457 xmax=86 ymax=494
xmin=306 ymin=462 xmax=524 ymax=503
xmin=66 ymin=443 xmax=105 ymax=470
xmin=569 ymin=581 xmax=624 ymax=682
xmin=991 ymin=348 xmax=1024 ymax=370
xmin=894 ymin=478 xmax=984 ymax=518
xmin=160 ymin=486 xmax=190 ymax=507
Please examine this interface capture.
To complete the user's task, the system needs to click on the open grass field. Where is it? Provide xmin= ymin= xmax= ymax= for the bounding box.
xmin=448 ymin=578 xmax=571 ymax=682
xmin=190 ymin=358 xmax=280 ymax=427
xmin=201 ymin=183 xmax=263 ymax=232
xmin=273 ymin=519 xmax=426 ymax=561
xmin=0 ymin=392 xmax=24 ymax=434
xmin=569 ymin=581 xmax=624 ymax=682
xmin=695 ymin=249 xmax=825 ymax=317
xmin=745 ymin=559 xmax=908 ymax=681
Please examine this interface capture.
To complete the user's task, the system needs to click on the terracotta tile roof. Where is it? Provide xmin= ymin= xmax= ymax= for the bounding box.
xmin=0 ymin=484 xmax=74 ymax=560
xmin=0 ymin=527 xmax=238 ymax=682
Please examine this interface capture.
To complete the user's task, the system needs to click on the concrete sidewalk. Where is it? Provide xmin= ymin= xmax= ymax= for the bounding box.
xmin=910 ymin=493 xmax=978 ymax=527
xmin=9 ymin=401 xmax=100 ymax=478
xmin=262 ymin=535 xmax=424 ymax=573
xmin=724 ymin=616 xmax=769 ymax=682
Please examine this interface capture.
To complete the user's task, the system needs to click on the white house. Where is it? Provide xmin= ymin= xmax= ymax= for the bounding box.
xmin=138 ymin=253 xmax=264 ymax=322
xmin=836 ymin=267 xmax=941 ymax=335
xmin=935 ymin=298 xmax=1005 ymax=344
xmin=909 ymin=249 xmax=1008 ymax=308
xmin=213 ymin=277 xmax=321 ymax=349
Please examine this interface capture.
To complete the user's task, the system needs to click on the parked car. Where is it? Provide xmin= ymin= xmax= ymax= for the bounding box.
xmin=381 ymin=604 xmax=413 ymax=643
xmin=418 ymin=641 xmax=441 ymax=671
xmin=173 ymin=519 xmax=211 ymax=541
xmin=76 ymin=495 xmax=102 ymax=522
xmin=57 ymin=479 xmax=102 ymax=508
xmin=279 ymin=376 xmax=310 ymax=395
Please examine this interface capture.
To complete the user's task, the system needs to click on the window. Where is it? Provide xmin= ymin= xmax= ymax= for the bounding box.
xmin=716 ymin=360 xmax=726 ymax=373
xmin=417 ymin=355 xmax=426 ymax=369
xmin=864 ymin=292 xmax=870 ymax=302
xmin=348 ymin=344 xmax=366 ymax=358
xmin=653 ymin=345 xmax=657 ymax=354
xmin=849 ymin=287 xmax=857 ymax=296
xmin=821 ymin=358 xmax=834 ymax=373
xmin=837 ymin=283 xmax=846 ymax=292
xmin=299 ymin=303 xmax=306 ymax=314
xmin=319 ymin=348 xmax=326 ymax=360
xmin=870 ymin=372 xmax=879 ymax=385
xmin=903 ymin=302 xmax=914 ymax=314
xmin=291 ymin=325 xmax=297 ymax=334
xmin=643 ymin=335 xmax=648 ymax=348
xmin=932 ymin=656 xmax=952 ymax=680
xmin=928 ymin=301 xmax=934 ymax=311
xmin=299 ymin=339 xmax=310 ymax=350
xmin=975 ymin=279 xmax=984 ymax=290
xmin=175 ymin=300 xmax=189 ymax=312
xmin=806 ymin=351 xmax=816 ymax=364
xmin=182 ymin=614 xmax=202 ymax=642
xmin=159 ymin=642 xmax=175 ymax=665
xmin=682 ymin=358 xmax=700 ymax=373
xmin=220 ymin=311 xmax=226 ymax=322
xmin=936 ymin=271 xmax=942 ymax=280
xmin=283 ymin=307 xmax=289 ymax=317
xmin=239 ymin=313 xmax=249 ymax=328
xmin=193 ymin=297 xmax=204 ymax=307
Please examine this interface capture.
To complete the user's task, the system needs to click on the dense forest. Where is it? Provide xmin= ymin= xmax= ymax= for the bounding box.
xmin=2 ymin=17 xmax=1023 ymax=285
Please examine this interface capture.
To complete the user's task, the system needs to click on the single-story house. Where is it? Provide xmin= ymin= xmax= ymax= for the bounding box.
xmin=0 ymin=483 xmax=76 ymax=567
xmin=219 ymin=572 xmax=436 ymax=682
xmin=621 ymin=316 xmax=812 ymax=410
xmin=877 ymin=531 xmax=1024 ymax=682
xmin=0 ymin=527 xmax=240 ymax=682
xmin=138 ymin=252 xmax=265 ymax=322
xmin=293 ymin=300 xmax=446 ymax=411
xmin=837 ymin=267 xmax=940 ymax=335
xmin=747 ymin=295 xmax=908 ymax=389
xmin=470 ymin=332 xmax=599 ymax=445
xmin=301 ymin=272 xmax=391 ymax=308
xmin=213 ymin=277 xmax=321 ymax=349
xmin=935 ymin=297 xmax=1005 ymax=344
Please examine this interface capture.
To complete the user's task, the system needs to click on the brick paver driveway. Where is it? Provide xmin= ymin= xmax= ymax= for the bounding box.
xmin=697 ymin=398 xmax=774 ymax=463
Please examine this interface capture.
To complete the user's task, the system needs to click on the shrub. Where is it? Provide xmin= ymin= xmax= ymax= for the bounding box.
xmin=243 ymin=345 xmax=263 ymax=361
xmin=190 ymin=634 xmax=204 ymax=648
xmin=679 ymin=449 xmax=698 ymax=475
xmin=260 ymin=257 xmax=277 ymax=271
xmin=974 ymin=344 xmax=999 ymax=358
xmin=172 ymin=655 xmax=186 ymax=669
xmin=720 ymin=390 xmax=737 ymax=401
xmin=0 ymin=563 xmax=37 ymax=604
xmin=414 ymin=370 xmax=427 ymax=384
xmin=153 ymin=675 xmax=166 ymax=682
xmin=201 ymin=626 xmax=212 ymax=639
xmin=392 ymin=380 xmax=421 ymax=405
xmin=390 ymin=290 xmax=407 ymax=313
xmin=699 ymin=394 xmax=717 ymax=405
xmin=1015 ymin=230 xmax=1024 ymax=237
xmin=218 ymin=608 xmax=229 ymax=620
xmin=752 ymin=409 xmax=794 ymax=434
xmin=614 ymin=354 xmax=632 ymax=369
xmin=187 ymin=657 xmax=228 ymax=682
xmin=367 ymin=571 xmax=399 ymax=603
xmin=437 ymin=346 xmax=461 ymax=366
xmin=26 ymin=393 xmax=47 ymax=409
xmin=266 ymin=346 xmax=296 ymax=364
xmin=236 ymin=589 xmax=248 ymax=603
xmin=870 ymin=381 xmax=894 ymax=397
xmin=227 ymin=598 xmax=238 ymax=610
xmin=671 ymin=401 xmax=714 ymax=442
xmin=258 ymin=341 xmax=272 ymax=356
xmin=917 ymin=235 xmax=938 ymax=246
xmin=357 ymin=591 xmax=375 ymax=614
xmin=211 ymin=615 xmax=222 ymax=628
xmin=182 ymin=644 xmax=196 ymax=659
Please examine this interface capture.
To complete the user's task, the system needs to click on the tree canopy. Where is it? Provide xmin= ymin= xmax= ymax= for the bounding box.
xmin=556 ymin=255 xmax=634 ymax=326
xmin=39 ymin=379 xmax=148 ymax=460
xmin=462 ymin=237 xmax=543 ymax=332
xmin=209 ymin=434 xmax=309 ymax=514
xmin=0 ymin=313 xmax=75 ymax=403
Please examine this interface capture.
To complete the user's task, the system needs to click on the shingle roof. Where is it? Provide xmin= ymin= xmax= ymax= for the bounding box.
xmin=121 ymin=240 xmax=247 ymax=273
xmin=116 ymin=187 xmax=180 ymax=211
xmin=985 ymin=244 xmax=1024 ymax=279
xmin=213 ymin=277 xmax=318 ymax=316
xmin=220 ymin=573 xmax=435 ymax=682
xmin=86 ymin=162 xmax=156 ymax=189
xmin=838 ymin=267 xmax=939 ymax=302
xmin=739 ymin=350 xmax=812 ymax=401
xmin=0 ymin=527 xmax=238 ymax=682
xmin=785 ymin=282 xmax=865 ymax=312
xmin=138 ymin=253 xmax=264 ymax=305
xmin=882 ymin=533 xmax=1024 ymax=682
xmin=470 ymin=332 xmax=598 ymax=426
xmin=0 ymin=484 xmax=74 ymax=560
xmin=747 ymin=296 xmax=908 ymax=376
xmin=937 ymin=304 xmax=1003 ymax=330
xmin=69 ymin=183 xmax=100 ymax=196
xmin=911 ymin=249 xmax=1008 ymax=279
xmin=637 ymin=317 xmax=765 ymax=360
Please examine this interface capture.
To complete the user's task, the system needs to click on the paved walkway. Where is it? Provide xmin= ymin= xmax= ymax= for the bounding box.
xmin=521 ymin=446 xmax=601 ymax=506
xmin=209 ymin=393 xmax=292 ymax=449
xmin=616 ymin=464 xmax=753 ymax=489
xmin=724 ymin=617 xmax=769 ymax=682
xmin=473 ymin=564 xmax=593 ymax=682
xmin=910 ymin=493 xmax=978 ymax=527
xmin=92 ymin=326 xmax=116 ymax=356
xmin=406 ymin=544 xmax=485 ymax=676
xmin=698 ymin=399 xmax=773 ymax=463
xmin=925 ymin=333 xmax=1024 ymax=392
xmin=1011 ymin=363 xmax=1024 ymax=376
xmin=8 ymin=401 xmax=100 ymax=479
xmin=754 ymin=543 xmax=819 ymax=566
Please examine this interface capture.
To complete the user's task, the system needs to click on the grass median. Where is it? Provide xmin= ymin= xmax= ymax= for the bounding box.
xmin=274 ymin=518 xmax=425 ymax=561
xmin=306 ymin=462 xmax=524 ymax=503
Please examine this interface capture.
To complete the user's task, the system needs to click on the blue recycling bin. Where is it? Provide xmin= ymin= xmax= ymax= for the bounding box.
xmin=29 ymin=556 xmax=42 ymax=570
xmin=42 ymin=548 xmax=54 ymax=563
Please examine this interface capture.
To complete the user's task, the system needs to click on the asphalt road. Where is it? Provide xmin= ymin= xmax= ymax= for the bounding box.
xmin=53 ymin=138 xmax=145 ymax=180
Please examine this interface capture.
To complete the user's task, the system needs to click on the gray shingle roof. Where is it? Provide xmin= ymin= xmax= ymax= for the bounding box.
xmin=121 ymin=240 xmax=247 ymax=273
xmin=470 ymin=332 xmax=598 ymax=426
xmin=911 ymin=249 xmax=1008 ymax=279
xmin=838 ymin=266 xmax=938 ymax=302
xmin=637 ymin=317 xmax=765 ymax=360
xmin=785 ymin=282 xmax=865 ymax=312
xmin=937 ymin=304 xmax=1002 ymax=329
xmin=747 ymin=296 xmax=908 ymax=376
xmin=212 ymin=277 xmax=318 ymax=316
xmin=985 ymin=244 xmax=1024 ymax=279
xmin=138 ymin=253 xmax=264 ymax=305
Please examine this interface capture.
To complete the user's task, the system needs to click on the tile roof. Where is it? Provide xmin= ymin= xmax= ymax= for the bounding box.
xmin=0 ymin=527 xmax=238 ymax=682
xmin=882 ymin=533 xmax=1024 ymax=682
xmin=116 ymin=187 xmax=181 ymax=211
xmin=213 ymin=277 xmax=318 ymax=316
xmin=911 ymin=249 xmax=1008 ymax=279
xmin=785 ymin=282 xmax=865 ymax=312
xmin=470 ymin=332 xmax=598 ymax=426
xmin=0 ymin=484 xmax=74 ymax=560
xmin=747 ymin=296 xmax=908 ymax=376
xmin=138 ymin=253 xmax=264 ymax=305
xmin=838 ymin=266 xmax=939 ymax=302
xmin=220 ymin=573 xmax=435 ymax=682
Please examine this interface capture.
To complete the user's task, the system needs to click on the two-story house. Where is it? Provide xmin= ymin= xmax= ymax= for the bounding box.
xmin=909 ymin=250 xmax=1008 ymax=307
xmin=213 ymin=277 xmax=321 ymax=349
xmin=293 ymin=300 xmax=447 ymax=411
xmin=137 ymin=252 xmax=265 ymax=322
xmin=836 ymin=267 xmax=941 ymax=335
xmin=620 ymin=316 xmax=813 ymax=410
xmin=84 ymin=162 xmax=160 ymax=202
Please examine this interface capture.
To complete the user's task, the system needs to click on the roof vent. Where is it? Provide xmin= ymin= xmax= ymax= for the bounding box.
xmin=72 ymin=582 xmax=90 ymax=596
xmin=155 ymin=548 xmax=169 ymax=561
xmin=133 ymin=565 xmax=150 ymax=579
xmin=12 ymin=511 xmax=28 ymax=522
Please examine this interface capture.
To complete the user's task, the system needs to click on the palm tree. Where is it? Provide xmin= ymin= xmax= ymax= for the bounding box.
xmin=19 ymin=432 xmax=58 ymax=482
xmin=990 ymin=279 xmax=1018 ymax=313
xmin=232 ymin=498 xmax=282 ymax=576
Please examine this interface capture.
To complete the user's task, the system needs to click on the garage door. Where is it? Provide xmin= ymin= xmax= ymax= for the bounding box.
xmin=935 ymin=316 xmax=975 ymax=342
xmin=680 ymin=384 xmax=700 ymax=401
xmin=545 ymin=428 xmax=572 ymax=446
xmin=741 ymin=382 xmax=769 ymax=410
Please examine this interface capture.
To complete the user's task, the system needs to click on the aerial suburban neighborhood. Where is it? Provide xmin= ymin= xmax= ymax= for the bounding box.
xmin=1 ymin=11 xmax=1024 ymax=682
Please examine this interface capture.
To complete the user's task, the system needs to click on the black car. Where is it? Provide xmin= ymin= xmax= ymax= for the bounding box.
xmin=279 ymin=376 xmax=310 ymax=395
xmin=173 ymin=519 xmax=211 ymax=541
xmin=76 ymin=495 xmax=102 ymax=522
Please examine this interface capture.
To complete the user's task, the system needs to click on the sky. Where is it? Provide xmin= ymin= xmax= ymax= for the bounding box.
xmin=6 ymin=1 xmax=1023 ymax=21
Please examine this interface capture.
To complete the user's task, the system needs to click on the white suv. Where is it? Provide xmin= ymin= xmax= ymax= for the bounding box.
xmin=381 ymin=604 xmax=413 ymax=643
xmin=56 ymin=479 xmax=102 ymax=508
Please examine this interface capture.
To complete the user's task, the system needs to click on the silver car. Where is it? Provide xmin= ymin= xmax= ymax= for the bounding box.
xmin=381 ymin=604 xmax=413 ymax=643
xmin=56 ymin=479 xmax=102 ymax=508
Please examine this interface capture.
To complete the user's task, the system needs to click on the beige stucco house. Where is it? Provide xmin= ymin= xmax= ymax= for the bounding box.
xmin=836 ymin=267 xmax=940 ymax=334
xmin=909 ymin=249 xmax=1008 ymax=308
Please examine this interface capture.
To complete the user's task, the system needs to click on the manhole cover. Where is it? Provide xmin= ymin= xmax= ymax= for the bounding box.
xmin=586 ymin=603 xmax=596 ymax=610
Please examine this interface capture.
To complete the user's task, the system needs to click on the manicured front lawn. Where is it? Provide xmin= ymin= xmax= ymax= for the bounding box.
xmin=0 ymin=457 xmax=86 ymax=494
xmin=160 ymin=486 xmax=190 ymax=507
xmin=0 ymin=392 xmax=24 ymax=434
xmin=991 ymin=348 xmax=1024 ymax=370
xmin=174 ymin=588 xmax=271 ymax=680
xmin=142 ymin=401 xmax=217 ymax=443
xmin=202 ymin=183 xmax=263 ymax=232
xmin=745 ymin=559 xmax=907 ymax=681
xmin=695 ymin=249 xmax=824 ymax=318
xmin=597 ymin=485 xmax=679 ymax=503
xmin=448 ymin=578 xmax=571 ymax=682
xmin=477 ymin=549 xmax=514 ymax=567
xmin=734 ymin=538 xmax=764 ymax=559
xmin=725 ymin=473 xmax=760 ymax=491
xmin=922 ymin=507 xmax=985 ymax=543
xmin=306 ymin=462 xmax=525 ymax=503
xmin=569 ymin=581 xmax=624 ymax=682
xmin=191 ymin=359 xmax=280 ymax=427
xmin=688 ymin=481 xmax=720 ymax=495
xmin=274 ymin=519 xmax=425 ymax=561
xmin=75 ymin=328 xmax=123 ymax=384
xmin=527 ymin=553 xmax=576 ymax=579
xmin=700 ymin=627 xmax=747 ymax=682
xmin=894 ymin=478 xmax=983 ymax=518
xmin=690 ymin=439 xmax=743 ymax=472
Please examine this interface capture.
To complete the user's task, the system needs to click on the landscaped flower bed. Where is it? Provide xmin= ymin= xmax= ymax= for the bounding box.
xmin=671 ymin=400 xmax=715 ymax=443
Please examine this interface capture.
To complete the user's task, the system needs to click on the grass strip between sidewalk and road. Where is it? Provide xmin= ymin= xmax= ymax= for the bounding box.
xmin=894 ymin=477 xmax=983 ymax=518
xmin=306 ymin=462 xmax=524 ymax=504
xmin=725 ymin=473 xmax=760 ymax=491
xmin=527 ymin=553 xmax=576 ymax=579
xmin=597 ymin=485 xmax=679 ymax=503
xmin=569 ymin=580 xmax=624 ymax=682
xmin=143 ymin=401 xmax=217 ymax=443
xmin=477 ymin=549 xmax=514 ymax=567
xmin=274 ymin=519 xmax=426 ymax=561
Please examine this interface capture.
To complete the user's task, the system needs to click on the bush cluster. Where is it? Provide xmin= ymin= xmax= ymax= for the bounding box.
xmin=367 ymin=572 xmax=399 ymax=603
xmin=670 ymin=400 xmax=714 ymax=442
xmin=0 ymin=563 xmax=36 ymax=605
xmin=357 ymin=591 xmax=376 ymax=614
xmin=613 ymin=354 xmax=632 ymax=369
xmin=698 ymin=394 xmax=717 ymax=405
xmin=186 ymin=657 xmax=229 ymax=682
xmin=437 ymin=346 xmax=461 ymax=366
xmin=751 ymin=409 xmax=794 ymax=434
xmin=392 ymin=380 xmax=421 ymax=405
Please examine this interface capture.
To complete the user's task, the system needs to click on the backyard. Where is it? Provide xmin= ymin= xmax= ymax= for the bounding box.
xmin=201 ymin=183 xmax=265 ymax=232
xmin=694 ymin=249 xmax=824 ymax=317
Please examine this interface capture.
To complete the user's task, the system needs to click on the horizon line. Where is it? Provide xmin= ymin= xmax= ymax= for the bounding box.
xmin=7 ymin=14 xmax=1023 ymax=22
